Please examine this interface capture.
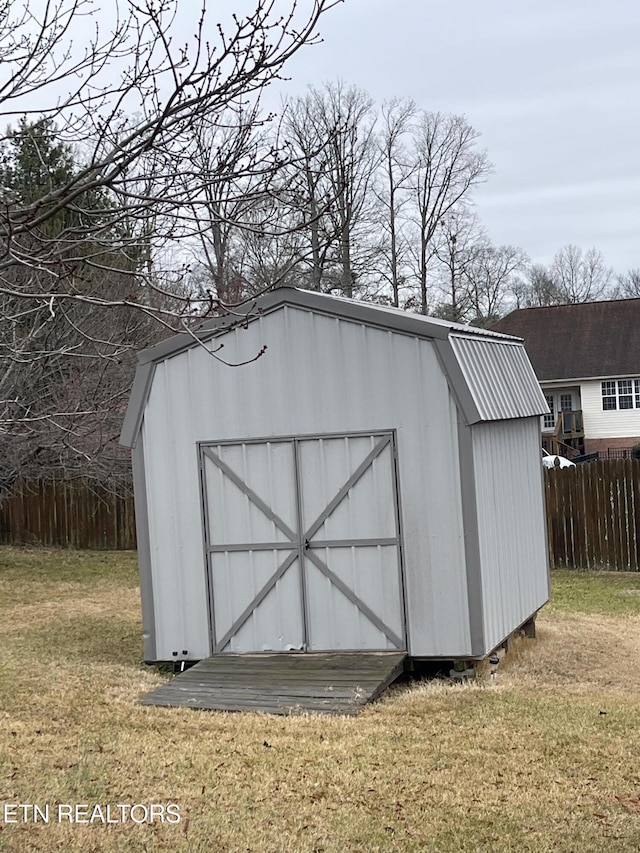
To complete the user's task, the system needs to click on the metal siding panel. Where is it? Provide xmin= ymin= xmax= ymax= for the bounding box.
xmin=203 ymin=442 xmax=297 ymax=545
xmin=163 ymin=355 xmax=212 ymax=658
xmin=455 ymin=418 xmax=485 ymax=657
xmin=298 ymin=435 xmax=404 ymax=651
xmin=395 ymin=347 xmax=470 ymax=657
xmin=305 ymin=550 xmax=401 ymax=650
xmin=433 ymin=338 xmax=482 ymax=426
xmin=209 ymin=551 xmax=304 ymax=652
xmin=142 ymin=361 xmax=212 ymax=660
xmin=140 ymin=306 xmax=472 ymax=658
xmin=450 ymin=335 xmax=549 ymax=422
xmin=202 ymin=440 xmax=303 ymax=653
xmin=472 ymin=418 xmax=550 ymax=652
xmin=298 ymin=435 xmax=397 ymax=541
xmin=142 ymin=362 xmax=185 ymax=660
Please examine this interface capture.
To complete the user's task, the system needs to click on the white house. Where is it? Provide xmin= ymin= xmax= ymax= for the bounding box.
xmin=492 ymin=298 xmax=640 ymax=458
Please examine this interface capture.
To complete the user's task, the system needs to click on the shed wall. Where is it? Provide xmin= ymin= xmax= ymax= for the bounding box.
xmin=471 ymin=416 xmax=550 ymax=652
xmin=139 ymin=305 xmax=472 ymax=659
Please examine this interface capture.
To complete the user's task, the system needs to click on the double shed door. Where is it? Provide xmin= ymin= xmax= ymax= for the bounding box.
xmin=199 ymin=432 xmax=406 ymax=654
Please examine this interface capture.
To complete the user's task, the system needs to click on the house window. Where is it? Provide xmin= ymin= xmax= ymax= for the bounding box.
xmin=619 ymin=379 xmax=633 ymax=409
xmin=544 ymin=395 xmax=555 ymax=429
xmin=602 ymin=381 xmax=617 ymax=410
xmin=560 ymin=393 xmax=572 ymax=412
xmin=601 ymin=379 xmax=640 ymax=410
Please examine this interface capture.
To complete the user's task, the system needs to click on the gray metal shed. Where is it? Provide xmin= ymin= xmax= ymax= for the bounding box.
xmin=121 ymin=287 xmax=550 ymax=666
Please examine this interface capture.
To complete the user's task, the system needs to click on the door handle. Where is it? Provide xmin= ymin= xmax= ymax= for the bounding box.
xmin=304 ymin=538 xmax=310 ymax=551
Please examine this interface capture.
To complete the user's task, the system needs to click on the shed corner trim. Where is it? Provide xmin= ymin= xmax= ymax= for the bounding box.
xmin=432 ymin=338 xmax=482 ymax=426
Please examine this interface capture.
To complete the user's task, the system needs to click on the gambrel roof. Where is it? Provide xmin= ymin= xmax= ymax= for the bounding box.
xmin=121 ymin=287 xmax=548 ymax=447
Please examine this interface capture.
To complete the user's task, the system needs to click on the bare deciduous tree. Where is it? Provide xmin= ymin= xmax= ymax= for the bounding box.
xmin=0 ymin=0 xmax=338 ymax=332
xmin=430 ymin=208 xmax=482 ymax=322
xmin=615 ymin=268 xmax=640 ymax=298
xmin=374 ymin=98 xmax=417 ymax=307
xmin=462 ymin=243 xmax=528 ymax=326
xmin=0 ymin=0 xmax=339 ymax=489
xmin=550 ymin=244 xmax=613 ymax=303
xmin=512 ymin=262 xmax=561 ymax=308
xmin=407 ymin=112 xmax=491 ymax=314
xmin=186 ymin=108 xmax=273 ymax=305
xmin=280 ymin=81 xmax=380 ymax=296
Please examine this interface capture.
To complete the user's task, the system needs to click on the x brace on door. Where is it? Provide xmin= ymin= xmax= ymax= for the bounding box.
xmin=202 ymin=435 xmax=404 ymax=652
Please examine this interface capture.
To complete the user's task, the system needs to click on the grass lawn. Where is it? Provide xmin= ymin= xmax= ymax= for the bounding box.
xmin=1 ymin=550 xmax=640 ymax=852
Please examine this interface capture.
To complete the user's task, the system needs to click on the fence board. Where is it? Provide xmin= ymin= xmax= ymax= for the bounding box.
xmin=0 ymin=480 xmax=136 ymax=550
xmin=545 ymin=460 xmax=640 ymax=570
xmin=1 ymin=463 xmax=639 ymax=569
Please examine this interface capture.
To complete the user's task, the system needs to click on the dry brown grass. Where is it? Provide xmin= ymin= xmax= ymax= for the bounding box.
xmin=1 ymin=549 xmax=640 ymax=851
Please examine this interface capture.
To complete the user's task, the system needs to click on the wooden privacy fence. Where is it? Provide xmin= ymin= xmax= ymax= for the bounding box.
xmin=0 ymin=479 xmax=136 ymax=550
xmin=545 ymin=459 xmax=640 ymax=570
xmin=1 ymin=463 xmax=639 ymax=567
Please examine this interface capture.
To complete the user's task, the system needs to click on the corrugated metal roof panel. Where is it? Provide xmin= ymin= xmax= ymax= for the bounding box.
xmin=450 ymin=334 xmax=549 ymax=422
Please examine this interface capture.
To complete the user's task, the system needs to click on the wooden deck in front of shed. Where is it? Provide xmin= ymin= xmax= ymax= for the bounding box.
xmin=139 ymin=652 xmax=407 ymax=715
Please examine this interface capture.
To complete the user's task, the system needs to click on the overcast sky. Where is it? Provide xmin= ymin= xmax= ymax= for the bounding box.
xmin=272 ymin=0 xmax=640 ymax=275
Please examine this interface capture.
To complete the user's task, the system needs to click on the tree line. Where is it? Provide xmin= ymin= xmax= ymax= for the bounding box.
xmin=0 ymin=1 xmax=636 ymax=493
xmin=186 ymin=80 xmax=637 ymax=325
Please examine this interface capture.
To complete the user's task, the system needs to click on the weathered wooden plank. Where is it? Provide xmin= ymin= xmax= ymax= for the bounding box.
xmin=144 ymin=686 xmax=368 ymax=702
xmin=171 ymin=671 xmax=391 ymax=686
xmin=580 ymin=462 xmax=591 ymax=568
xmin=625 ymin=459 xmax=634 ymax=569
xmin=140 ymin=691 xmax=367 ymax=712
xmin=545 ymin=469 xmax=559 ymax=567
xmin=164 ymin=666 xmax=392 ymax=682
xmin=184 ymin=660 xmax=396 ymax=671
xmin=190 ymin=654 xmax=401 ymax=668
xmin=143 ymin=695 xmax=364 ymax=716
xmin=588 ymin=462 xmax=602 ymax=568
xmin=631 ymin=459 xmax=640 ymax=570
xmin=569 ymin=465 xmax=582 ymax=568
xmin=600 ymin=462 xmax=613 ymax=568
xmin=611 ymin=460 xmax=623 ymax=570
xmin=143 ymin=683 xmax=370 ymax=700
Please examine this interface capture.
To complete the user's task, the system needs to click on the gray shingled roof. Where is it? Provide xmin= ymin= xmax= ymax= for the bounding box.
xmin=490 ymin=299 xmax=640 ymax=381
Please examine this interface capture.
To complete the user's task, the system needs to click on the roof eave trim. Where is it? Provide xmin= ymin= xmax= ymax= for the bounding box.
xmin=135 ymin=288 xmax=523 ymax=366
xmin=433 ymin=338 xmax=482 ymax=426
xmin=540 ymin=373 xmax=640 ymax=385
xmin=120 ymin=362 xmax=156 ymax=448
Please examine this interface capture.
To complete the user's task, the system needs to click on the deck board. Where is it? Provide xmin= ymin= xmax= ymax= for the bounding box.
xmin=139 ymin=652 xmax=407 ymax=715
